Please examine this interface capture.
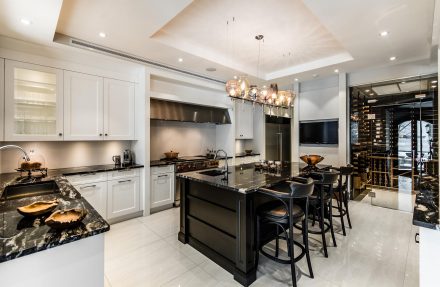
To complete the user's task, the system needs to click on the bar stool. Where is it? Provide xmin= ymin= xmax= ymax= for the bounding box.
xmin=308 ymin=171 xmax=339 ymax=258
xmin=255 ymin=177 xmax=314 ymax=287
xmin=331 ymin=165 xmax=354 ymax=236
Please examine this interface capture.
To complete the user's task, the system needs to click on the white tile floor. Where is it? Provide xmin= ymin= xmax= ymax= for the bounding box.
xmin=104 ymin=200 xmax=419 ymax=287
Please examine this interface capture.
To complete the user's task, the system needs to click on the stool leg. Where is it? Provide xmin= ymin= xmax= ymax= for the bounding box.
xmin=337 ymin=192 xmax=346 ymax=236
xmin=255 ymin=216 xmax=260 ymax=267
xmin=289 ymin=220 xmax=297 ymax=287
xmin=328 ymin=200 xmax=337 ymax=247
xmin=344 ymin=190 xmax=353 ymax=229
xmin=303 ymin=218 xmax=314 ymax=278
xmin=275 ymin=225 xmax=279 ymax=258
xmin=319 ymin=199 xmax=328 ymax=257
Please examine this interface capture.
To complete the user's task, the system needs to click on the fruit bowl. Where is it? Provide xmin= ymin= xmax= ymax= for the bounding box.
xmin=299 ymin=155 xmax=324 ymax=166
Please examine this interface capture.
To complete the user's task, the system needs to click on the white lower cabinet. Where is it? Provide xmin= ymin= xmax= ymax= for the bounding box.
xmin=150 ymin=165 xmax=175 ymax=209
xmin=75 ymin=181 xmax=107 ymax=219
xmin=107 ymin=176 xmax=140 ymax=220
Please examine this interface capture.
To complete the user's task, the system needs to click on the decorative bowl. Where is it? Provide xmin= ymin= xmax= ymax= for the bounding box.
xmin=17 ymin=199 xmax=58 ymax=217
xmin=245 ymin=149 xmax=253 ymax=155
xmin=299 ymin=155 xmax=324 ymax=166
xmin=164 ymin=151 xmax=179 ymax=159
xmin=45 ymin=208 xmax=87 ymax=230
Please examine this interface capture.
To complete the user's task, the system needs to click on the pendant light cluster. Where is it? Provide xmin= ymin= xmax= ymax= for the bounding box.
xmin=225 ymin=35 xmax=295 ymax=109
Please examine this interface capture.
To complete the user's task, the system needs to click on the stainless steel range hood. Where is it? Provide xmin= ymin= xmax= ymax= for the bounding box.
xmin=150 ymin=99 xmax=231 ymax=124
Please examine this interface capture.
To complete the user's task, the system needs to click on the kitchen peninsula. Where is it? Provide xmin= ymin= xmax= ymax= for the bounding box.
xmin=177 ymin=162 xmax=328 ymax=286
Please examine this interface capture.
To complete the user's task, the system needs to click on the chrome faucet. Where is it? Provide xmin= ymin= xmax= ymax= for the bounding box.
xmin=0 ymin=145 xmax=30 ymax=161
xmin=215 ymin=149 xmax=228 ymax=174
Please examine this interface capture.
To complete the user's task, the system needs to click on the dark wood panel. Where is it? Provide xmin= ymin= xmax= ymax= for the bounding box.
xmin=188 ymin=195 xmax=236 ymax=237
xmin=188 ymin=215 xmax=236 ymax=262
xmin=188 ymin=181 xmax=237 ymax=211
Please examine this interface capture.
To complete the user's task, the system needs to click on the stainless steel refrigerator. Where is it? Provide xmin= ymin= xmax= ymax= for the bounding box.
xmin=265 ymin=115 xmax=291 ymax=161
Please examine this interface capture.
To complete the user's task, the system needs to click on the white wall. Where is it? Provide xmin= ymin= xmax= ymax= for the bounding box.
xmin=297 ymin=75 xmax=343 ymax=166
xmin=0 ymin=141 xmax=130 ymax=173
xmin=150 ymin=121 xmax=216 ymax=160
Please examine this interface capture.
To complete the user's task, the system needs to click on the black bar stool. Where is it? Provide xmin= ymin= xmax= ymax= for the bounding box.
xmin=308 ymin=171 xmax=339 ymax=258
xmin=330 ymin=165 xmax=354 ymax=236
xmin=255 ymin=177 xmax=315 ymax=287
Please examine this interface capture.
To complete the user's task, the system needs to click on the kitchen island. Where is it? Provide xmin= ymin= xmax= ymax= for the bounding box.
xmin=0 ymin=169 xmax=112 ymax=287
xmin=177 ymin=162 xmax=328 ymax=286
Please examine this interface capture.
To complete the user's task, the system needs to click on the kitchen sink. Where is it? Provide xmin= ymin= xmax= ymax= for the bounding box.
xmin=1 ymin=181 xmax=60 ymax=200
xmin=198 ymin=169 xmax=230 ymax=176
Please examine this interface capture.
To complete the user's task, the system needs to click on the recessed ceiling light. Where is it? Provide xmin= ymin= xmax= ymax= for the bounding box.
xmin=380 ymin=31 xmax=389 ymax=37
xmin=20 ymin=18 xmax=31 ymax=25
xmin=368 ymin=99 xmax=378 ymax=103
xmin=233 ymin=75 xmax=238 ymax=80
xmin=369 ymin=93 xmax=374 ymax=96
xmin=401 ymin=81 xmax=406 ymax=84
xmin=206 ymin=67 xmax=216 ymax=72
xmin=432 ymin=85 xmax=437 ymax=88
xmin=98 ymin=32 xmax=106 ymax=38
xmin=389 ymin=56 xmax=397 ymax=61
xmin=312 ymin=74 xmax=318 ymax=78
xmin=178 ymin=58 xmax=183 ymax=62
xmin=334 ymin=69 xmax=339 ymax=73
xmin=432 ymin=80 xmax=438 ymax=84
xmin=294 ymin=78 xmax=299 ymax=81
xmin=365 ymin=89 xmax=370 ymax=92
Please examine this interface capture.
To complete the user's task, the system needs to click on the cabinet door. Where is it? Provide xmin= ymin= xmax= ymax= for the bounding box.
xmin=150 ymin=173 xmax=175 ymax=208
xmin=75 ymin=181 xmax=107 ymax=219
xmin=64 ymin=71 xmax=103 ymax=140
xmin=103 ymin=79 xmax=135 ymax=140
xmin=107 ymin=177 xmax=140 ymax=219
xmin=235 ymin=102 xmax=253 ymax=139
xmin=0 ymin=58 xmax=4 ymax=141
xmin=4 ymin=60 xmax=64 ymax=141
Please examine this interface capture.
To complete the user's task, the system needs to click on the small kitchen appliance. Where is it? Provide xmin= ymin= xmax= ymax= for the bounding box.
xmin=112 ymin=155 xmax=121 ymax=166
xmin=123 ymin=150 xmax=133 ymax=165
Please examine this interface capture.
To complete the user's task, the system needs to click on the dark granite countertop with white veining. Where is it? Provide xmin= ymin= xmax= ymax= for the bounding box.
xmin=177 ymin=162 xmax=330 ymax=194
xmin=413 ymin=178 xmax=439 ymax=231
xmin=0 ymin=163 xmax=143 ymax=263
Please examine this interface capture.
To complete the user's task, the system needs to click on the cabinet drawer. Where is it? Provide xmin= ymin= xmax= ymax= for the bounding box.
xmin=108 ymin=168 xmax=140 ymax=180
xmin=107 ymin=177 xmax=140 ymax=219
xmin=151 ymin=172 xmax=175 ymax=208
xmin=75 ymin=182 xmax=107 ymax=219
xmin=151 ymin=165 xmax=174 ymax=175
xmin=66 ymin=172 xmax=107 ymax=185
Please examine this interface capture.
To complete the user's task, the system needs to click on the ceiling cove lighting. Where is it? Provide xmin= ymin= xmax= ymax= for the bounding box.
xmin=380 ymin=31 xmax=389 ymax=37
xmin=20 ymin=18 xmax=31 ymax=25
xmin=389 ymin=56 xmax=397 ymax=61
xmin=225 ymin=34 xmax=294 ymax=109
xmin=178 ymin=58 xmax=183 ymax=62
xmin=432 ymin=80 xmax=438 ymax=84
xmin=98 ymin=32 xmax=106 ymax=38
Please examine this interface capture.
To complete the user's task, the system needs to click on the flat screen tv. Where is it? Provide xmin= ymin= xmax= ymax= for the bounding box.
xmin=299 ymin=120 xmax=338 ymax=145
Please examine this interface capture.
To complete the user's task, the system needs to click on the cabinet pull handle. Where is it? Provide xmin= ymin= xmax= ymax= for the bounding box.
xmin=158 ymin=174 xmax=169 ymax=178
xmin=118 ymin=179 xmax=132 ymax=183
xmin=415 ymin=233 xmax=419 ymax=244
xmin=99 ymin=133 xmax=103 ymax=136
xmin=105 ymin=133 xmax=108 ymax=136
xmin=80 ymin=172 xmax=96 ymax=176
xmin=80 ymin=185 xmax=96 ymax=189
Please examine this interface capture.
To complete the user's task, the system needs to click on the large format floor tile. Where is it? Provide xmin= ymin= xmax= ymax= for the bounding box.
xmin=104 ymin=200 xmax=419 ymax=287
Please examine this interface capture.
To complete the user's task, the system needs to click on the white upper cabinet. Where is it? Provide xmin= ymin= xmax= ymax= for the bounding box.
xmin=4 ymin=60 xmax=64 ymax=141
xmin=103 ymin=78 xmax=135 ymax=140
xmin=0 ymin=58 xmax=4 ymax=141
xmin=64 ymin=71 xmax=104 ymax=141
xmin=235 ymin=101 xmax=254 ymax=139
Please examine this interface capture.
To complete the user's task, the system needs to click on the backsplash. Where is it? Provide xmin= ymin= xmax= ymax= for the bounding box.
xmin=150 ymin=120 xmax=216 ymax=160
xmin=235 ymin=139 xmax=257 ymax=154
xmin=0 ymin=141 xmax=131 ymax=173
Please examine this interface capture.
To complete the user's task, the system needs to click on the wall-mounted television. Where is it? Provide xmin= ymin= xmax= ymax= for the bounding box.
xmin=299 ymin=120 xmax=338 ymax=145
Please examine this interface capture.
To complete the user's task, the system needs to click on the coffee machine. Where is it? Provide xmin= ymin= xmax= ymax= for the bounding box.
xmin=123 ymin=150 xmax=133 ymax=166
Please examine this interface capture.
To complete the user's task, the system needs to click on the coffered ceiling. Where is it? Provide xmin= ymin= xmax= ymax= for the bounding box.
xmin=0 ymin=0 xmax=437 ymax=84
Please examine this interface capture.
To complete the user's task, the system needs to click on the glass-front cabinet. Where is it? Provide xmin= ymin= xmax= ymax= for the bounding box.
xmin=5 ymin=60 xmax=64 ymax=141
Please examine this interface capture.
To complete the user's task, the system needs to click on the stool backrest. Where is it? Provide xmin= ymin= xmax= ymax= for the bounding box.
xmin=311 ymin=171 xmax=339 ymax=186
xmin=289 ymin=177 xmax=314 ymax=199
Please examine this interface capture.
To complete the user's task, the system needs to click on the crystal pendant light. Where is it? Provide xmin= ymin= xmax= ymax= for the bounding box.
xmin=225 ymin=79 xmax=240 ymax=97
xmin=249 ymin=85 xmax=259 ymax=101
xmin=237 ymin=76 xmax=250 ymax=98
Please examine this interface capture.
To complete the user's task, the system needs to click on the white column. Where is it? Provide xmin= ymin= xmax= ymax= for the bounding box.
xmin=338 ymin=73 xmax=348 ymax=166
xmin=292 ymin=82 xmax=300 ymax=162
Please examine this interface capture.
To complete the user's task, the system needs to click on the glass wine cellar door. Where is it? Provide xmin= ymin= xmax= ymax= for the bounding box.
xmin=350 ymin=75 xmax=438 ymax=211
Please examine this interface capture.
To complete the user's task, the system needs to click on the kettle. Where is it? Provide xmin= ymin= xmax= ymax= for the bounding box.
xmin=123 ymin=150 xmax=133 ymax=165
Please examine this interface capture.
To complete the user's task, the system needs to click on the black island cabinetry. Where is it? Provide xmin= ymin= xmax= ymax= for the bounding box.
xmin=177 ymin=163 xmax=328 ymax=286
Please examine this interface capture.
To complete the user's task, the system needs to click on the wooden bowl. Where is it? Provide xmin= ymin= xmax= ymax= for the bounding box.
xmin=245 ymin=149 xmax=253 ymax=154
xmin=45 ymin=208 xmax=87 ymax=230
xmin=17 ymin=200 xmax=59 ymax=217
xmin=164 ymin=151 xmax=179 ymax=159
xmin=300 ymin=155 xmax=324 ymax=166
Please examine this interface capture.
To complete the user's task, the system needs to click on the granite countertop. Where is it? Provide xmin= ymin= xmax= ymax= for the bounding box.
xmin=150 ymin=160 xmax=175 ymax=167
xmin=0 ymin=163 xmax=143 ymax=263
xmin=235 ymin=153 xmax=261 ymax=158
xmin=413 ymin=178 xmax=439 ymax=231
xmin=177 ymin=162 xmax=331 ymax=194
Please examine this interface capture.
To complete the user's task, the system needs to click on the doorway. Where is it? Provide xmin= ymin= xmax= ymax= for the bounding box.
xmin=349 ymin=75 xmax=438 ymax=211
